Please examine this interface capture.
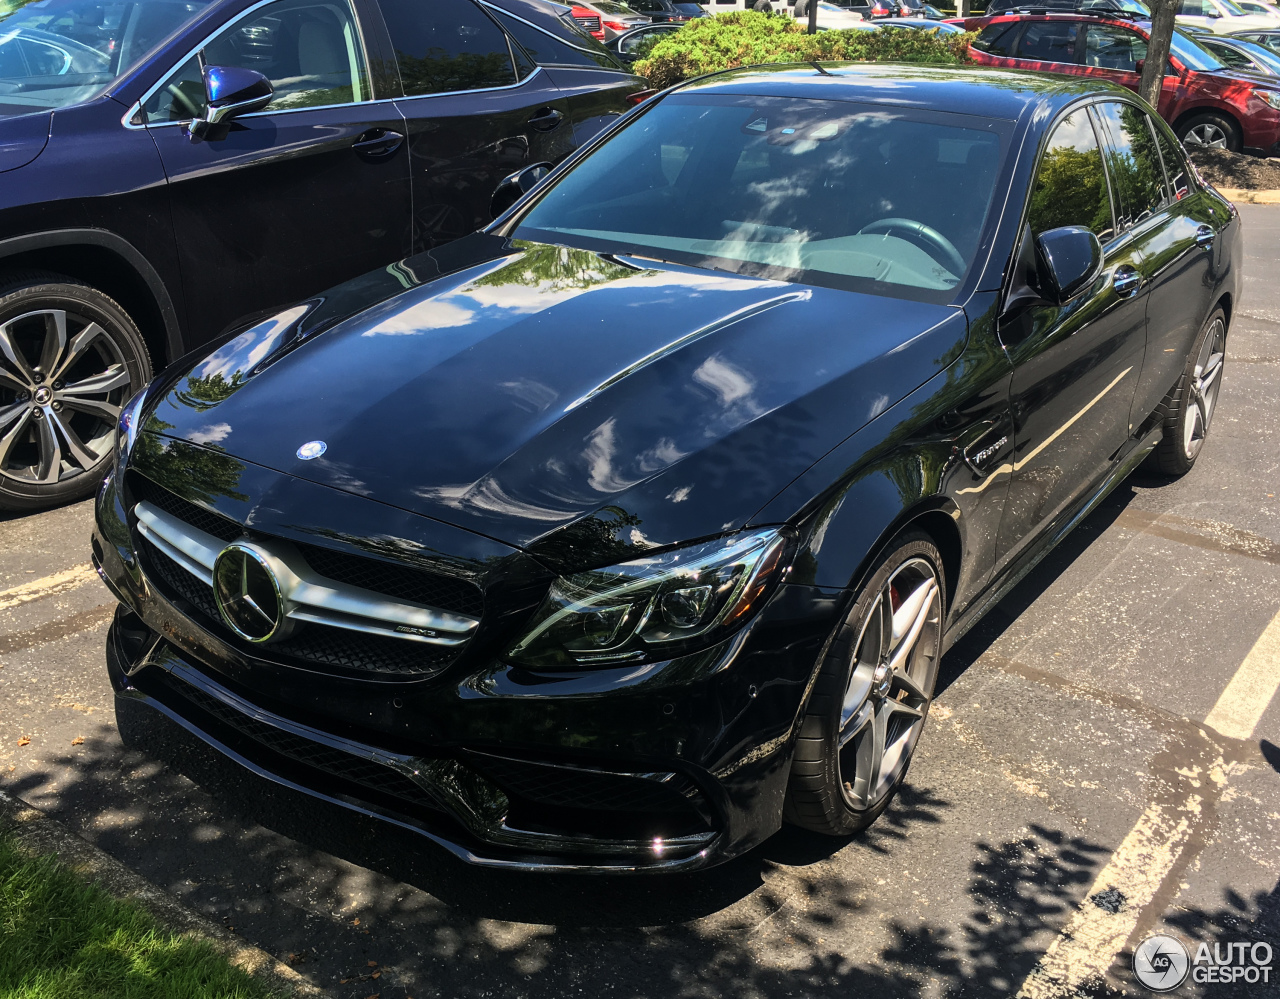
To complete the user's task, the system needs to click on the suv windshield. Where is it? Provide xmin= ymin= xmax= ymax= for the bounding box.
xmin=516 ymin=96 xmax=1007 ymax=302
xmin=0 ymin=0 xmax=210 ymax=118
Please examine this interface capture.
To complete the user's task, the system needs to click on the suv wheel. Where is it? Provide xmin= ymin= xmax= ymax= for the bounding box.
xmin=0 ymin=272 xmax=152 ymax=512
xmin=1176 ymin=112 xmax=1241 ymax=153
xmin=784 ymin=530 xmax=945 ymax=835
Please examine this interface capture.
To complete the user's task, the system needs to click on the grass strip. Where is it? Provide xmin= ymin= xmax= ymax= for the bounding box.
xmin=0 ymin=832 xmax=281 ymax=999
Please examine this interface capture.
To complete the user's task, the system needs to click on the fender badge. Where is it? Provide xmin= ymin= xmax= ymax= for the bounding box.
xmin=296 ymin=440 xmax=327 ymax=460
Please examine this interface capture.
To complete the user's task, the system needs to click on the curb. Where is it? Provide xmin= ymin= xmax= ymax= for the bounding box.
xmin=1219 ymin=188 xmax=1280 ymax=204
xmin=0 ymin=788 xmax=328 ymax=998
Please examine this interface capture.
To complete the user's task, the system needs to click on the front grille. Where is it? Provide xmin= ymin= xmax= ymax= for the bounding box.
xmin=293 ymin=542 xmax=482 ymax=618
xmin=129 ymin=473 xmax=243 ymax=543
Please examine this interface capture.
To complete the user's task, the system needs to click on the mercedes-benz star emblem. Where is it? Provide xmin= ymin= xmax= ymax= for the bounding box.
xmin=1133 ymin=934 xmax=1190 ymax=992
xmin=213 ymin=543 xmax=288 ymax=643
xmin=296 ymin=440 xmax=326 ymax=460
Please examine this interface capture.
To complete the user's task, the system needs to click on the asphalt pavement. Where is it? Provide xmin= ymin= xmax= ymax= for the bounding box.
xmin=2 ymin=206 xmax=1278 ymax=999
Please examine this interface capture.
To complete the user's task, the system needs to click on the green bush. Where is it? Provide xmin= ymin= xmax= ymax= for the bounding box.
xmin=634 ymin=11 xmax=975 ymax=90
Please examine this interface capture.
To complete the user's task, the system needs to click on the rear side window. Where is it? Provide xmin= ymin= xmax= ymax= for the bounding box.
xmin=1083 ymin=23 xmax=1147 ymax=71
xmin=488 ymin=6 xmax=623 ymax=68
xmin=1016 ymin=21 xmax=1081 ymax=63
xmin=1027 ymin=109 xmax=1115 ymax=241
xmin=377 ymin=0 xmax=516 ymax=96
xmin=1151 ymin=121 xmax=1193 ymax=201
xmin=973 ymin=22 xmax=1021 ymax=56
xmin=1092 ymin=101 xmax=1166 ymax=227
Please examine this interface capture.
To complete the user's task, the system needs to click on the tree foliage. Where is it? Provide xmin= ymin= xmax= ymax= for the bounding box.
xmin=634 ymin=11 xmax=974 ymax=90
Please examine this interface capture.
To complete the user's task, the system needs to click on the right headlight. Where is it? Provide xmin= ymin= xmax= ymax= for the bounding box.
xmin=115 ymin=385 xmax=150 ymax=466
xmin=508 ymin=529 xmax=790 ymax=669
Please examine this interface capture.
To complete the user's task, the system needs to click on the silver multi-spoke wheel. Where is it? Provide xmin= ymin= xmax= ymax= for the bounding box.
xmin=1183 ymin=123 xmax=1228 ymax=149
xmin=0 ymin=275 xmax=150 ymax=510
xmin=1181 ymin=317 xmax=1225 ymax=462
xmin=0 ymin=309 xmax=129 ymax=483
xmin=838 ymin=557 xmax=940 ymax=812
xmin=785 ymin=532 xmax=946 ymax=835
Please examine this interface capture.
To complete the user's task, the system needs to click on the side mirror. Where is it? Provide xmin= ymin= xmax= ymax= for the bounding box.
xmin=189 ymin=65 xmax=273 ymax=138
xmin=1036 ymin=225 xmax=1103 ymax=304
xmin=490 ymin=161 xmax=553 ymax=219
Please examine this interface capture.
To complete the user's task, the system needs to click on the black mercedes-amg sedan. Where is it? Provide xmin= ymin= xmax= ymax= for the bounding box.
xmin=94 ymin=64 xmax=1240 ymax=873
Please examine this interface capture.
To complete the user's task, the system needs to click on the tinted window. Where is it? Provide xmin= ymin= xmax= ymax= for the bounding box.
xmin=973 ymin=22 xmax=1021 ymax=55
xmin=1179 ymin=0 xmax=1211 ymax=13
xmin=1027 ymin=110 xmax=1114 ymax=240
xmin=1017 ymin=21 xmax=1080 ymax=63
xmin=489 ymin=7 xmax=622 ymax=68
xmin=378 ymin=0 xmax=514 ymax=96
xmin=1169 ymin=29 xmax=1227 ymax=69
xmin=517 ymin=97 xmax=1005 ymax=301
xmin=143 ymin=0 xmax=368 ymax=122
xmin=1151 ymin=120 xmax=1192 ymax=201
xmin=1093 ymin=101 xmax=1165 ymax=227
xmin=1084 ymin=23 xmax=1146 ymax=70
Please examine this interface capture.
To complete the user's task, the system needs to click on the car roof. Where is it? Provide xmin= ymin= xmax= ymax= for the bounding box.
xmin=674 ymin=62 xmax=1138 ymax=119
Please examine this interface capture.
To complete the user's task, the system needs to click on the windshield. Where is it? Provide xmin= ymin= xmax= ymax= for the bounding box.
xmin=516 ymin=96 xmax=1006 ymax=302
xmin=0 ymin=0 xmax=209 ymax=118
xmin=1170 ymin=28 xmax=1228 ymax=69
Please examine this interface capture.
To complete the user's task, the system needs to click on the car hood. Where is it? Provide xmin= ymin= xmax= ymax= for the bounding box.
xmin=145 ymin=237 xmax=966 ymax=566
xmin=0 ymin=111 xmax=51 ymax=172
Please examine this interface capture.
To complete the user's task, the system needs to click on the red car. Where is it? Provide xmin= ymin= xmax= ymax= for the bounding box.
xmin=571 ymin=4 xmax=606 ymax=39
xmin=966 ymin=12 xmax=1280 ymax=152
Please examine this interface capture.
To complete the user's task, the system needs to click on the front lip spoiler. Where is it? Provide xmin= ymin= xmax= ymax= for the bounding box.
xmin=110 ymin=646 xmax=721 ymax=875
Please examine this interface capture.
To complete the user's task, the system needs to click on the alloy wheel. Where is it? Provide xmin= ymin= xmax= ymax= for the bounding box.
xmin=1183 ymin=123 xmax=1228 ymax=149
xmin=0 ymin=308 xmax=131 ymax=485
xmin=838 ymin=556 xmax=941 ymax=810
xmin=1183 ymin=316 xmax=1226 ymax=461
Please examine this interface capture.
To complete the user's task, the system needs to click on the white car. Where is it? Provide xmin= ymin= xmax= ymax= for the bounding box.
xmin=1177 ymin=0 xmax=1280 ymax=34
xmin=1234 ymin=0 xmax=1280 ymax=16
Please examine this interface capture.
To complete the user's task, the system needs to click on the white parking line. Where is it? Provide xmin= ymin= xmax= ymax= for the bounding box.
xmin=1016 ymin=602 xmax=1280 ymax=999
xmin=0 ymin=564 xmax=98 ymax=611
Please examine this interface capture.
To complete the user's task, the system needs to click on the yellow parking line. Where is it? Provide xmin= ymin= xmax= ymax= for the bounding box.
xmin=0 ymin=564 xmax=98 ymax=611
xmin=1017 ymin=603 xmax=1280 ymax=998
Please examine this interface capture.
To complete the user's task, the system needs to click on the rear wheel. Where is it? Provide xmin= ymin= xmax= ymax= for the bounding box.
xmin=1176 ymin=112 xmax=1241 ymax=153
xmin=784 ymin=531 xmax=945 ymax=835
xmin=0 ymin=272 xmax=151 ymax=511
xmin=1150 ymin=308 xmax=1226 ymax=477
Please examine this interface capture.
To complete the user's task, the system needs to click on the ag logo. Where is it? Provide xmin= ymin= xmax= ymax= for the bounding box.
xmin=1133 ymin=934 xmax=1191 ymax=992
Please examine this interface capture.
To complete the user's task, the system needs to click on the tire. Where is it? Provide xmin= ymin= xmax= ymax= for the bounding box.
xmin=1176 ymin=112 xmax=1241 ymax=153
xmin=0 ymin=271 xmax=152 ymax=512
xmin=1149 ymin=307 xmax=1226 ymax=477
xmin=784 ymin=530 xmax=945 ymax=835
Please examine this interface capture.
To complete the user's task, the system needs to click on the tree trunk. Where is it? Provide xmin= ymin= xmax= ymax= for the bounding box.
xmin=1140 ymin=0 xmax=1179 ymax=111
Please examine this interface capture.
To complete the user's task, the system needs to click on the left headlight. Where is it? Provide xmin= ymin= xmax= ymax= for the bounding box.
xmin=508 ymin=529 xmax=790 ymax=669
xmin=1258 ymin=89 xmax=1280 ymax=110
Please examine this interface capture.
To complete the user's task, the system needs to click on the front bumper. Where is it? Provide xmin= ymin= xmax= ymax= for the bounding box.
xmin=95 ymin=466 xmax=843 ymax=873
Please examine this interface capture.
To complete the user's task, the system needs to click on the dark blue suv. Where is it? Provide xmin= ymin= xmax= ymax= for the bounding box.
xmin=0 ymin=0 xmax=640 ymax=511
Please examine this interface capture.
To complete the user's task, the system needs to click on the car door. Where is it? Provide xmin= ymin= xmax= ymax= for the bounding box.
xmin=142 ymin=0 xmax=412 ymax=347
xmin=1092 ymin=101 xmax=1226 ymax=427
xmin=995 ymin=106 xmax=1148 ymax=568
xmin=369 ymin=0 xmax=575 ymax=252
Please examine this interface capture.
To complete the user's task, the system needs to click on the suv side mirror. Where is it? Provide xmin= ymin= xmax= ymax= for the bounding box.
xmin=189 ymin=65 xmax=274 ymax=138
xmin=1036 ymin=226 xmax=1103 ymax=304
xmin=491 ymin=161 xmax=553 ymax=219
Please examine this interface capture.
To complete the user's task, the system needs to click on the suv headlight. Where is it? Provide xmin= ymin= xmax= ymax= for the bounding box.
xmin=508 ymin=529 xmax=790 ymax=668
xmin=1258 ymin=89 xmax=1280 ymax=110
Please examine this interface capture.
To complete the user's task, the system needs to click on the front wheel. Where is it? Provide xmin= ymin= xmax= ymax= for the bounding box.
xmin=784 ymin=530 xmax=945 ymax=835
xmin=1176 ymin=112 xmax=1241 ymax=153
xmin=0 ymin=272 xmax=152 ymax=512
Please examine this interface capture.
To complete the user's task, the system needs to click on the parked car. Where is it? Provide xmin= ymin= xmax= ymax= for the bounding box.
xmin=608 ymin=20 xmax=682 ymax=60
xmin=1177 ymin=0 xmax=1279 ymax=33
xmin=570 ymin=3 xmax=606 ymax=38
xmin=877 ymin=15 xmax=964 ymax=30
xmin=1235 ymin=0 xmax=1280 ymax=16
xmin=1198 ymin=32 xmax=1280 ymax=72
xmin=969 ymin=12 xmax=1280 ymax=152
xmin=575 ymin=0 xmax=651 ymax=41
xmin=97 ymin=64 xmax=1238 ymax=872
xmin=983 ymin=0 xmax=1150 ymax=14
xmin=0 ymin=0 xmax=642 ymax=512
xmin=1229 ymin=25 xmax=1280 ymax=51
xmin=838 ymin=0 xmax=924 ymax=18
xmin=621 ymin=0 xmax=707 ymax=22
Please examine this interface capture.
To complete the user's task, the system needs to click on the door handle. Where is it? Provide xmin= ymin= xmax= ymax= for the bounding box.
xmin=352 ymin=128 xmax=404 ymax=157
xmin=527 ymin=107 xmax=564 ymax=132
xmin=1195 ymin=225 xmax=1215 ymax=251
xmin=1112 ymin=266 xmax=1142 ymax=298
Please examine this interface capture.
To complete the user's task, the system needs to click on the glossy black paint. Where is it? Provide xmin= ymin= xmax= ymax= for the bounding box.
xmin=95 ymin=65 xmax=1242 ymax=871
xmin=0 ymin=0 xmax=642 ymax=361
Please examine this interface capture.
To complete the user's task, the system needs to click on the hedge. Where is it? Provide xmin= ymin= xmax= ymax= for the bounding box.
xmin=634 ymin=11 xmax=975 ymax=90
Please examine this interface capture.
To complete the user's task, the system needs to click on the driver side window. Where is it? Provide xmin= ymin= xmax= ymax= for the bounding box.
xmin=142 ymin=0 xmax=369 ymax=123
xmin=1027 ymin=109 xmax=1115 ymax=242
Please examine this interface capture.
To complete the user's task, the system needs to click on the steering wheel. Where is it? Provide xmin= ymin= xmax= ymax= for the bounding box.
xmin=165 ymin=82 xmax=201 ymax=120
xmin=857 ymin=218 xmax=967 ymax=278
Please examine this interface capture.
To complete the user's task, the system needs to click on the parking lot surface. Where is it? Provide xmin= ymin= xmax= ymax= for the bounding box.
xmin=2 ymin=206 xmax=1278 ymax=999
